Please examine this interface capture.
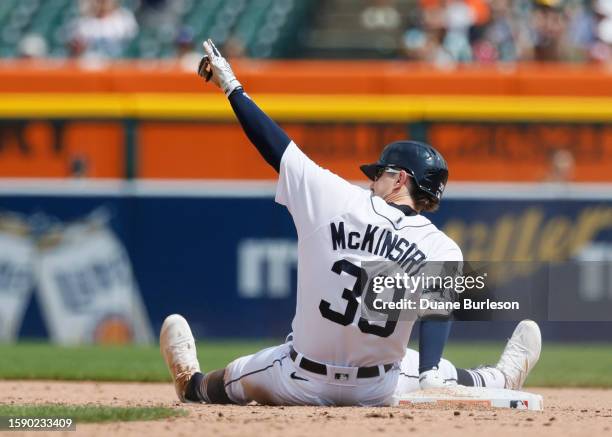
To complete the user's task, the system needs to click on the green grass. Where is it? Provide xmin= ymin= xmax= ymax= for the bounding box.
xmin=0 ymin=341 xmax=610 ymax=387
xmin=440 ymin=342 xmax=612 ymax=388
xmin=0 ymin=340 xmax=276 ymax=382
xmin=0 ymin=404 xmax=185 ymax=423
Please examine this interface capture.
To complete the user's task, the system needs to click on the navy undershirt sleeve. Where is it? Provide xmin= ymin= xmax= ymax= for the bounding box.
xmin=228 ymin=88 xmax=291 ymax=172
xmin=418 ymin=319 xmax=452 ymax=373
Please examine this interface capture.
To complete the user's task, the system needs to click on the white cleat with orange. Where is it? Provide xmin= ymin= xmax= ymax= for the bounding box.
xmin=160 ymin=314 xmax=201 ymax=402
xmin=496 ymin=320 xmax=542 ymax=390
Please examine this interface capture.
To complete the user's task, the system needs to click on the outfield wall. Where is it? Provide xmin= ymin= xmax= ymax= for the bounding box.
xmin=1 ymin=62 xmax=611 ymax=182
xmin=0 ymin=181 xmax=611 ymax=343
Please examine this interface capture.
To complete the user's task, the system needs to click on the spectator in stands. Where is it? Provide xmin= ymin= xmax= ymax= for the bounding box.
xmin=443 ymin=0 xmax=475 ymax=62
xmin=565 ymin=0 xmax=598 ymax=61
xmin=402 ymin=0 xmax=474 ymax=65
xmin=403 ymin=26 xmax=455 ymax=65
xmin=402 ymin=2 xmax=453 ymax=65
xmin=529 ymin=0 xmax=571 ymax=61
xmin=401 ymin=0 xmax=609 ymax=64
xmin=18 ymin=33 xmax=48 ymax=59
xmin=69 ymin=0 xmax=138 ymax=59
xmin=465 ymin=0 xmax=491 ymax=26
xmin=471 ymin=0 xmax=519 ymax=63
xmin=589 ymin=0 xmax=612 ymax=62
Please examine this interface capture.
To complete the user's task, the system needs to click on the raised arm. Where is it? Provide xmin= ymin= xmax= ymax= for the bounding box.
xmin=199 ymin=39 xmax=290 ymax=172
xmin=198 ymin=39 xmax=365 ymax=236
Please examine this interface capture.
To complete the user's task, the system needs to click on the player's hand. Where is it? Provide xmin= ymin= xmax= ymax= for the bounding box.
xmin=198 ymin=39 xmax=242 ymax=97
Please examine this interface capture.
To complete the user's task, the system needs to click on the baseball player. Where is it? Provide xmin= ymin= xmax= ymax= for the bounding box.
xmin=160 ymin=39 xmax=542 ymax=406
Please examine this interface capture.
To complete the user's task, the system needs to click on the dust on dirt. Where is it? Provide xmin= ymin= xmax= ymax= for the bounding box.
xmin=0 ymin=381 xmax=610 ymax=437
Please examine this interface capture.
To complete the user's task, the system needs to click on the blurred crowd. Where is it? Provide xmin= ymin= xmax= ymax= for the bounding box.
xmin=17 ymin=0 xmax=250 ymax=68
xmin=362 ymin=0 xmax=612 ymax=64
xmin=17 ymin=0 xmax=195 ymax=66
xmin=69 ymin=0 xmax=139 ymax=59
xmin=13 ymin=0 xmax=612 ymax=64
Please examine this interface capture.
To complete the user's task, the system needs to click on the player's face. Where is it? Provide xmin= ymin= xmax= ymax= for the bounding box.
xmin=370 ymin=167 xmax=403 ymax=198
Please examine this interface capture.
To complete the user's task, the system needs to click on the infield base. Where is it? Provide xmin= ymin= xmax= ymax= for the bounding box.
xmin=394 ymin=386 xmax=544 ymax=411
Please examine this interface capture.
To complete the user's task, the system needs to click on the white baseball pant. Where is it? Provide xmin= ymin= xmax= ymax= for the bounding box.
xmin=223 ymin=342 xmax=458 ymax=406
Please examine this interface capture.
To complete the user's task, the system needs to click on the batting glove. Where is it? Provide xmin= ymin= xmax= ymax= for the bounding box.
xmin=199 ymin=39 xmax=242 ymax=97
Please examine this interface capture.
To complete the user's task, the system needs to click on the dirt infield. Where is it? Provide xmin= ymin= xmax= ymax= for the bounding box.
xmin=1 ymin=381 xmax=610 ymax=437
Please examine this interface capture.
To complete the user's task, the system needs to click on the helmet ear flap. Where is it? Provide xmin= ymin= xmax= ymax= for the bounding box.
xmin=408 ymin=179 xmax=441 ymax=213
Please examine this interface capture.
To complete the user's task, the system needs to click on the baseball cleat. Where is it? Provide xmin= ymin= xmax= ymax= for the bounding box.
xmin=419 ymin=367 xmax=458 ymax=389
xmin=160 ymin=314 xmax=201 ymax=402
xmin=495 ymin=320 xmax=541 ymax=390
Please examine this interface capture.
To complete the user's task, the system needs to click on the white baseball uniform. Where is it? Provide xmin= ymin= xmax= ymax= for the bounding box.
xmin=224 ymin=142 xmax=462 ymax=406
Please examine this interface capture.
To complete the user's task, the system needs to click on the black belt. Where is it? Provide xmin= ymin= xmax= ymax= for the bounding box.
xmin=289 ymin=346 xmax=393 ymax=378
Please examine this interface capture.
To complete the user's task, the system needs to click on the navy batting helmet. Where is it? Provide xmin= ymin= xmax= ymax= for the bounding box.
xmin=360 ymin=140 xmax=448 ymax=201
